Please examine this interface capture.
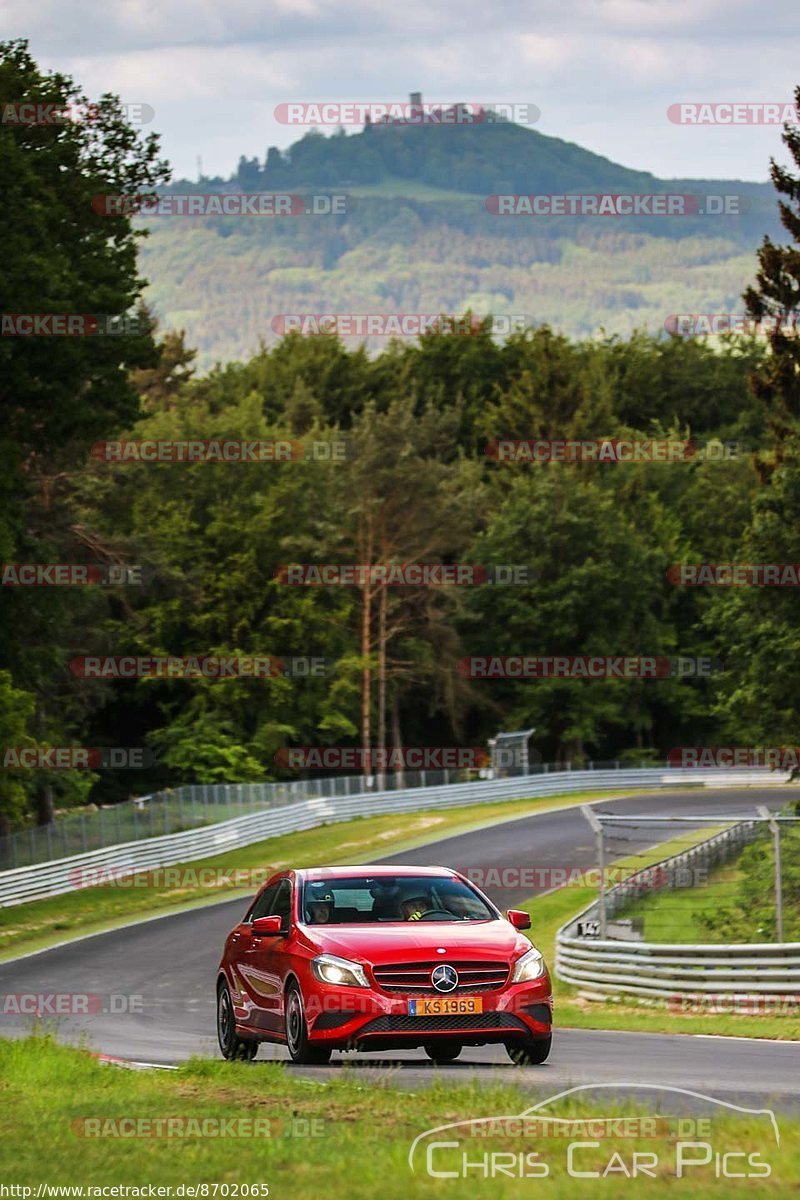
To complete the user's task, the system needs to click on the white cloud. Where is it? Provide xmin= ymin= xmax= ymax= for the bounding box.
xmin=2 ymin=0 xmax=798 ymax=179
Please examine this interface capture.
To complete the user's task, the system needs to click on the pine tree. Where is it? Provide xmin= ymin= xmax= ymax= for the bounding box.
xmin=743 ymin=84 xmax=800 ymax=466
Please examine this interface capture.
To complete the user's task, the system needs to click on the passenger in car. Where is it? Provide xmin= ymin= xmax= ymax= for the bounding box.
xmin=306 ymin=891 xmax=334 ymax=924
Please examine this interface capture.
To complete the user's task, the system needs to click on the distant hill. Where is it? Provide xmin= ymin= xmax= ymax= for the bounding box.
xmin=139 ymin=110 xmax=783 ymax=368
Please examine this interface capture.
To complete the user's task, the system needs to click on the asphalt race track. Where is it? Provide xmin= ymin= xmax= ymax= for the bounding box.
xmin=1 ymin=789 xmax=798 ymax=1109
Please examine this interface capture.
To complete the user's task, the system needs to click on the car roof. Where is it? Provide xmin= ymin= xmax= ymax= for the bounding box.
xmin=298 ymin=865 xmax=458 ymax=882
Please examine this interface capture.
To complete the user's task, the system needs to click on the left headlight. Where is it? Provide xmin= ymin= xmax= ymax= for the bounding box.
xmin=511 ymin=946 xmax=545 ymax=983
xmin=311 ymin=953 xmax=369 ymax=988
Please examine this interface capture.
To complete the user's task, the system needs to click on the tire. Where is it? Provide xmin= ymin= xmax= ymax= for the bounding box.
xmin=506 ymin=1035 xmax=551 ymax=1065
xmin=285 ymin=982 xmax=332 ymax=1065
xmin=217 ymin=981 xmax=258 ymax=1061
xmin=424 ymin=1042 xmax=462 ymax=1064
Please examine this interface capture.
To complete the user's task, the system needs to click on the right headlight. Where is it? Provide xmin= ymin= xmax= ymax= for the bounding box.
xmin=311 ymin=953 xmax=369 ymax=988
xmin=511 ymin=946 xmax=545 ymax=983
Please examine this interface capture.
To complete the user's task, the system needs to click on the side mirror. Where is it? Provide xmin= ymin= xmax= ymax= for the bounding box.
xmin=252 ymin=915 xmax=284 ymax=937
xmin=507 ymin=909 xmax=531 ymax=930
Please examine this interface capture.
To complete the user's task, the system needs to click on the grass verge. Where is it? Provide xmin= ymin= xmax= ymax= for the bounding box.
xmin=518 ymin=829 xmax=800 ymax=1039
xmin=0 ymin=1035 xmax=795 ymax=1196
xmin=615 ymin=861 xmax=745 ymax=943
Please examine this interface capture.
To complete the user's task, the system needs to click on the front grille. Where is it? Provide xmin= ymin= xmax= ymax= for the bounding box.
xmin=356 ymin=1012 xmax=528 ymax=1035
xmin=372 ymin=961 xmax=509 ymax=993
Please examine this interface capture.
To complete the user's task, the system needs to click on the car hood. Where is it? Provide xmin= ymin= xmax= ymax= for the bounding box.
xmin=302 ymin=919 xmax=534 ymax=965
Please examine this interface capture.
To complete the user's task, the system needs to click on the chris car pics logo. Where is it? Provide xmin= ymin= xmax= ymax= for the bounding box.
xmin=408 ymin=1084 xmax=778 ymax=1179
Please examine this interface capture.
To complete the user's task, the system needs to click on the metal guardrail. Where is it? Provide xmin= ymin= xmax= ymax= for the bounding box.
xmin=0 ymin=759 xmax=638 ymax=871
xmin=0 ymin=765 xmax=791 ymax=908
xmin=555 ymin=820 xmax=800 ymax=1002
xmin=556 ymin=938 xmax=800 ymax=999
xmin=0 ymin=768 xmax=476 ymax=871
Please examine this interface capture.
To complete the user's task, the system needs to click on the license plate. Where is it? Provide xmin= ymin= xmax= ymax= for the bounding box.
xmin=407 ymin=996 xmax=483 ymax=1016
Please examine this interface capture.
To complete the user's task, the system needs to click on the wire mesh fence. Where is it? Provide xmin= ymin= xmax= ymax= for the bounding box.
xmin=577 ymin=809 xmax=800 ymax=944
xmin=0 ymin=759 xmax=632 ymax=872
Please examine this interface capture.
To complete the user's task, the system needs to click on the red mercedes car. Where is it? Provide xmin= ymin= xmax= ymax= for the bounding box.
xmin=216 ymin=865 xmax=552 ymax=1065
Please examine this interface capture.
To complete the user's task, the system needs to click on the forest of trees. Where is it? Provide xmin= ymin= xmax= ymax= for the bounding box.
xmin=3 ymin=41 xmax=800 ymax=831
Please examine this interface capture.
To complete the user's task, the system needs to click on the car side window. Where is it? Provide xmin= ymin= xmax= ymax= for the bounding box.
xmin=246 ymin=882 xmax=279 ymax=923
xmin=271 ymin=879 xmax=292 ymax=930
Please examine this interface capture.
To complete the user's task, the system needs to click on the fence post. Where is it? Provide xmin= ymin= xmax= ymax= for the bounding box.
xmin=582 ymin=805 xmax=606 ymax=938
xmin=757 ymin=806 xmax=784 ymax=942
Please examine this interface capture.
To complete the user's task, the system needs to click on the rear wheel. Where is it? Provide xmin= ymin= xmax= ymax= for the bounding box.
xmin=285 ymin=982 xmax=332 ymax=1065
xmin=506 ymin=1035 xmax=551 ymax=1065
xmin=424 ymin=1042 xmax=462 ymax=1063
xmin=217 ymin=981 xmax=258 ymax=1061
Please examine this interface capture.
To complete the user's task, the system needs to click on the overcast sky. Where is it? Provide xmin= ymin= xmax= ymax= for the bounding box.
xmin=2 ymin=0 xmax=798 ymax=183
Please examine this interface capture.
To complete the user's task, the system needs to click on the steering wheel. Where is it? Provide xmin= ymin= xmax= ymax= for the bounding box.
xmin=414 ymin=907 xmax=459 ymax=921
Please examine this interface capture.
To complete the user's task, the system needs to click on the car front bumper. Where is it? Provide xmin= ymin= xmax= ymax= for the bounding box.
xmin=303 ymin=974 xmax=553 ymax=1049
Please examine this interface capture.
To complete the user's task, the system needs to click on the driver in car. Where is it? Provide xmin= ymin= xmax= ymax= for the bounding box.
xmin=401 ymin=894 xmax=432 ymax=921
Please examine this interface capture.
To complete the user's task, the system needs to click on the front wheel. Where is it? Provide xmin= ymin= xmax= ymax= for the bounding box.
xmin=217 ymin=981 xmax=258 ymax=1061
xmin=506 ymin=1035 xmax=551 ymax=1065
xmin=424 ymin=1042 xmax=462 ymax=1063
xmin=285 ymin=982 xmax=332 ymax=1065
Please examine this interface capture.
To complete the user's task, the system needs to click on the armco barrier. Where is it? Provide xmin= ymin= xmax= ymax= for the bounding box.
xmin=555 ymin=937 xmax=800 ymax=1000
xmin=0 ymin=766 xmax=792 ymax=908
xmin=555 ymin=819 xmax=800 ymax=1003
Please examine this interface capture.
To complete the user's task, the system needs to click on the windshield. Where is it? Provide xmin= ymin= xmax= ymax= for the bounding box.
xmin=300 ymin=875 xmax=496 ymax=925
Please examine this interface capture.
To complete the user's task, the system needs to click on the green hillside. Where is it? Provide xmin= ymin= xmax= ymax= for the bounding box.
xmin=139 ymin=115 xmax=782 ymax=367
